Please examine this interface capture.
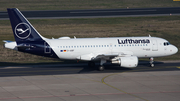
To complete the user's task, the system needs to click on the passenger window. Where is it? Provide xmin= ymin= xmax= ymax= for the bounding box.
xmin=164 ymin=42 xmax=166 ymax=46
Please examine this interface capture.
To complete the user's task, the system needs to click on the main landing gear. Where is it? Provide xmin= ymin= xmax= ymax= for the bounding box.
xmin=88 ymin=59 xmax=106 ymax=71
xmin=149 ymin=57 xmax=154 ymax=67
xmin=98 ymin=66 xmax=104 ymax=71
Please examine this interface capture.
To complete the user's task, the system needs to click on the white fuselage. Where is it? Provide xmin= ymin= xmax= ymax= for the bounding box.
xmin=44 ymin=36 xmax=178 ymax=61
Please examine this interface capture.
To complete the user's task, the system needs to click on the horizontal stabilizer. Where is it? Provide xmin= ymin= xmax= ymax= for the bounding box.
xmin=16 ymin=44 xmax=31 ymax=48
xmin=3 ymin=40 xmax=13 ymax=43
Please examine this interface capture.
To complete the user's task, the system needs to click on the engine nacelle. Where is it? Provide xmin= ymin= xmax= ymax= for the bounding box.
xmin=112 ymin=56 xmax=138 ymax=68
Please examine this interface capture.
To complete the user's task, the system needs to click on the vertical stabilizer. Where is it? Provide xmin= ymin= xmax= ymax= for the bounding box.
xmin=7 ymin=8 xmax=45 ymax=44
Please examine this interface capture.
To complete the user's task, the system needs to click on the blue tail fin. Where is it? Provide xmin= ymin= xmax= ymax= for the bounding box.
xmin=7 ymin=8 xmax=44 ymax=44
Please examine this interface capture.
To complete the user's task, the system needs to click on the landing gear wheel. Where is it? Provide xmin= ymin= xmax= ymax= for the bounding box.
xmin=150 ymin=64 xmax=154 ymax=67
xmin=88 ymin=61 xmax=95 ymax=67
xmin=98 ymin=66 xmax=104 ymax=71
xmin=149 ymin=57 xmax=154 ymax=68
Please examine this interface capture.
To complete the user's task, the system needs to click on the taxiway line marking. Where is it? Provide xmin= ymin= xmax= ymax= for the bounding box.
xmin=101 ymin=66 xmax=180 ymax=100
xmin=101 ymin=72 xmax=149 ymax=101
xmin=100 ymin=67 xmax=173 ymax=101
xmin=177 ymin=67 xmax=180 ymax=69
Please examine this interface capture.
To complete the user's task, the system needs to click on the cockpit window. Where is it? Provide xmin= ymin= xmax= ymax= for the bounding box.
xmin=164 ymin=42 xmax=170 ymax=46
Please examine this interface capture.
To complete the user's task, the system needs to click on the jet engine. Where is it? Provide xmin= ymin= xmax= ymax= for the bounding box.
xmin=111 ymin=56 xmax=138 ymax=68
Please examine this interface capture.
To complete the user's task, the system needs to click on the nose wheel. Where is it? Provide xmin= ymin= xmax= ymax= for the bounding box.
xmin=150 ymin=63 xmax=154 ymax=67
xmin=150 ymin=57 xmax=154 ymax=67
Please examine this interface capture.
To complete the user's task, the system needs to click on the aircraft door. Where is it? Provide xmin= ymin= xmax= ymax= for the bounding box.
xmin=109 ymin=43 xmax=113 ymax=52
xmin=44 ymin=42 xmax=51 ymax=53
xmin=152 ymin=40 xmax=158 ymax=51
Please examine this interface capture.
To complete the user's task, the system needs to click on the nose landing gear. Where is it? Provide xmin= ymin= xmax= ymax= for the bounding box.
xmin=150 ymin=57 xmax=154 ymax=67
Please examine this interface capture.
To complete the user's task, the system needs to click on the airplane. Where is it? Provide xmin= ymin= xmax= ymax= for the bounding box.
xmin=4 ymin=8 xmax=178 ymax=71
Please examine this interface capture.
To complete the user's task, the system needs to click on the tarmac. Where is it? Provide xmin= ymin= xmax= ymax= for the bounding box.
xmin=0 ymin=61 xmax=180 ymax=101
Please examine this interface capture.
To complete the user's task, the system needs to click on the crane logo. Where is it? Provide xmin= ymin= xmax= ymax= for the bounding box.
xmin=15 ymin=23 xmax=31 ymax=39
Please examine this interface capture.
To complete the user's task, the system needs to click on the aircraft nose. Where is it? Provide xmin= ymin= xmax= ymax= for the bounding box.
xmin=174 ymin=46 xmax=178 ymax=54
xmin=172 ymin=45 xmax=178 ymax=54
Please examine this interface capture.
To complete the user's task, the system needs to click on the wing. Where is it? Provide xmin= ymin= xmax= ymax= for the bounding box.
xmin=3 ymin=40 xmax=13 ymax=43
xmin=95 ymin=53 xmax=119 ymax=59
xmin=76 ymin=51 xmax=133 ymax=61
